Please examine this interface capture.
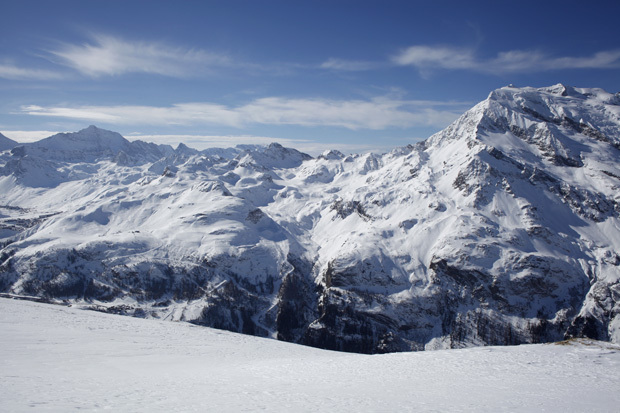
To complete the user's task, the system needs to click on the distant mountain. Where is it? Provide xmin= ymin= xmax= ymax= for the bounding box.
xmin=0 ymin=132 xmax=18 ymax=151
xmin=16 ymin=125 xmax=174 ymax=164
xmin=1 ymin=84 xmax=619 ymax=353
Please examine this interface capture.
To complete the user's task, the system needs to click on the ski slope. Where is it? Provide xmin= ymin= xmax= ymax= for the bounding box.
xmin=1 ymin=298 xmax=619 ymax=412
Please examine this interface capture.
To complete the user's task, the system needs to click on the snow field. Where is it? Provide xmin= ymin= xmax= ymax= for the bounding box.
xmin=1 ymin=298 xmax=619 ymax=412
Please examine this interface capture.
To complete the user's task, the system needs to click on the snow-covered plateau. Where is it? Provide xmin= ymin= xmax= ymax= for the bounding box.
xmin=2 ymin=298 xmax=619 ymax=412
xmin=1 ymin=84 xmax=620 ymax=353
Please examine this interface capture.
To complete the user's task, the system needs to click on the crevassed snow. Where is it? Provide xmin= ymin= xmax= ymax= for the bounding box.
xmin=1 ymin=298 xmax=619 ymax=412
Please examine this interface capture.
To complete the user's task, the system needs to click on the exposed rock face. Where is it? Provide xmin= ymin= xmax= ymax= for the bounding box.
xmin=1 ymin=85 xmax=620 ymax=353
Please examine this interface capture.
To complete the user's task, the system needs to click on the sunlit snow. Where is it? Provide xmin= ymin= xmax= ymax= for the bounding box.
xmin=1 ymin=298 xmax=619 ymax=412
xmin=2 ymin=84 xmax=620 ymax=352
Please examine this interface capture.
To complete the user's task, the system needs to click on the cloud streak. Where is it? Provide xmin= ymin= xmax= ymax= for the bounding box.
xmin=0 ymin=63 xmax=65 ymax=80
xmin=320 ymin=58 xmax=381 ymax=71
xmin=49 ymin=34 xmax=232 ymax=77
xmin=0 ymin=130 xmax=64 ymax=143
xmin=392 ymin=45 xmax=620 ymax=74
xmin=20 ymin=96 xmax=467 ymax=130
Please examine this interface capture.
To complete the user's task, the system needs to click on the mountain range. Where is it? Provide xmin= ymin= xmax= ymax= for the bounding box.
xmin=1 ymin=84 xmax=619 ymax=353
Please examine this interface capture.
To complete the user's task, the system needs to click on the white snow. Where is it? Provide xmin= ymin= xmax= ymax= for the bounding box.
xmin=1 ymin=298 xmax=619 ymax=412
xmin=2 ymin=85 xmax=620 ymax=350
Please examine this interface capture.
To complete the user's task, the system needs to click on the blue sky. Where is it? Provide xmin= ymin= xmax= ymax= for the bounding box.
xmin=1 ymin=0 xmax=619 ymax=154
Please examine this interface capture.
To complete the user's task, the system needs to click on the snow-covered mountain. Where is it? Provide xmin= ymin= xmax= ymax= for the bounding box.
xmin=0 ymin=132 xmax=17 ymax=151
xmin=1 ymin=84 xmax=620 ymax=353
xmin=14 ymin=125 xmax=175 ymax=164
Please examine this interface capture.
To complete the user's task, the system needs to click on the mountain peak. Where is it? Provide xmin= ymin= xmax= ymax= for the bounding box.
xmin=490 ymin=84 xmax=619 ymax=106
xmin=2 ymin=86 xmax=620 ymax=354
xmin=447 ymin=84 xmax=619 ymax=147
xmin=44 ymin=125 xmax=128 ymax=144
xmin=175 ymin=142 xmax=198 ymax=156
xmin=12 ymin=125 xmax=132 ymax=163
xmin=318 ymin=149 xmax=345 ymax=160
xmin=236 ymin=142 xmax=313 ymax=169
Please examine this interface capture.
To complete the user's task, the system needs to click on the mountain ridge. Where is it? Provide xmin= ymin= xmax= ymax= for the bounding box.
xmin=1 ymin=84 xmax=619 ymax=353
xmin=0 ymin=132 xmax=18 ymax=152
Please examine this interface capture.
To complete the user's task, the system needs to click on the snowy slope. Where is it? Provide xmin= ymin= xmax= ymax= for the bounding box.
xmin=0 ymin=132 xmax=18 ymax=151
xmin=2 ymin=298 xmax=620 ymax=412
xmin=1 ymin=84 xmax=620 ymax=353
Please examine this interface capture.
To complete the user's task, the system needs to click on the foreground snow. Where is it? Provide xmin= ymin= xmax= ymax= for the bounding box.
xmin=1 ymin=298 xmax=619 ymax=412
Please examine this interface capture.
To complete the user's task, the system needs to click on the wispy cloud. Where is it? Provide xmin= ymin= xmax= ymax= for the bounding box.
xmin=238 ymin=97 xmax=448 ymax=129
xmin=320 ymin=58 xmax=380 ymax=71
xmin=392 ymin=45 xmax=620 ymax=74
xmin=392 ymin=46 xmax=476 ymax=70
xmin=21 ymin=105 xmax=121 ymax=122
xmin=20 ymin=103 xmax=241 ymax=126
xmin=49 ymin=34 xmax=232 ymax=77
xmin=0 ymin=63 xmax=65 ymax=80
xmin=0 ymin=130 xmax=62 ymax=142
xmin=20 ymin=96 xmax=468 ymax=130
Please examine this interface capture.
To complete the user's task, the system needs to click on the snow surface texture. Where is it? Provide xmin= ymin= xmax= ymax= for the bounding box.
xmin=2 ymin=298 xmax=620 ymax=412
xmin=1 ymin=84 xmax=620 ymax=353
